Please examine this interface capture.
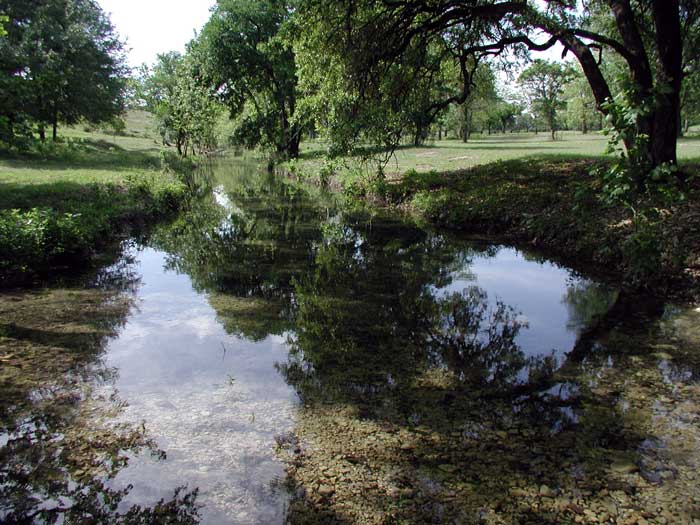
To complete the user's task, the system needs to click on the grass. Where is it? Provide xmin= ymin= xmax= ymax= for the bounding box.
xmin=289 ymin=131 xmax=700 ymax=181
xmin=0 ymin=111 xmax=190 ymax=285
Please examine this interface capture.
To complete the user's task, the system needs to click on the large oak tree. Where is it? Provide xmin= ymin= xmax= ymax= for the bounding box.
xmin=298 ymin=0 xmax=698 ymax=173
xmin=197 ymin=0 xmax=304 ymax=158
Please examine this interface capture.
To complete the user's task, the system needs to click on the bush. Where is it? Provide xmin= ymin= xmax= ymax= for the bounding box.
xmin=0 ymin=173 xmax=189 ymax=284
xmin=0 ymin=208 xmax=88 ymax=273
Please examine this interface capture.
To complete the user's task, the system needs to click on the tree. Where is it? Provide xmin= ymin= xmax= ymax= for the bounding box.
xmin=197 ymin=0 xmax=303 ymax=158
xmin=488 ymin=99 xmax=521 ymax=134
xmin=444 ymin=62 xmax=498 ymax=141
xmin=679 ymin=2 xmax=700 ymax=134
xmin=295 ymin=3 xmax=476 ymax=158
xmin=0 ymin=0 xmax=128 ymax=143
xmin=563 ymin=67 xmax=600 ymax=134
xmin=297 ymin=0 xmax=698 ymax=178
xmin=681 ymin=69 xmax=700 ymax=133
xmin=140 ymin=51 xmax=222 ymax=156
xmin=518 ymin=60 xmax=572 ymax=140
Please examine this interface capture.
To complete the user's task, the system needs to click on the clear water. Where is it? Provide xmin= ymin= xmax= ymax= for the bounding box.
xmin=2 ymin=158 xmax=699 ymax=524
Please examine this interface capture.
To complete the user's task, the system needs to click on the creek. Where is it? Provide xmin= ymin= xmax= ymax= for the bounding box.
xmin=2 ymin=158 xmax=699 ymax=524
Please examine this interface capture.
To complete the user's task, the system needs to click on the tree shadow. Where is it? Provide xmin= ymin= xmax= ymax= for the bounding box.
xmin=0 ymin=138 xmax=163 ymax=173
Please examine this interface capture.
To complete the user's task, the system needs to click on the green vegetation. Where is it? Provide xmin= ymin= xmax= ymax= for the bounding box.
xmin=286 ymin=132 xmax=700 ymax=180
xmin=385 ymin=157 xmax=700 ymax=295
xmin=280 ymin=129 xmax=700 ymax=294
xmin=518 ymin=60 xmax=574 ymax=141
xmin=2 ymin=0 xmax=699 ymax=293
xmin=295 ymin=0 xmax=700 ymax=179
xmin=137 ymin=51 xmax=222 ymax=157
xmin=197 ymin=0 xmax=303 ymax=158
xmin=0 ymin=111 xmax=191 ymax=285
xmin=0 ymin=0 xmax=127 ymax=145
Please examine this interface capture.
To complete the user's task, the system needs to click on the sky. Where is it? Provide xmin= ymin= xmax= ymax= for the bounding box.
xmin=97 ymin=0 xmax=216 ymax=69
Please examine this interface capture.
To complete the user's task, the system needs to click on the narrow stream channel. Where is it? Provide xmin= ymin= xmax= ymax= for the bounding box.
xmin=2 ymin=158 xmax=699 ymax=524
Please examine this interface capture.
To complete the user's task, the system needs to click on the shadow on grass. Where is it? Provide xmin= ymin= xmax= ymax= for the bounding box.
xmin=0 ymin=180 xmax=122 ymax=210
xmin=0 ymin=138 xmax=163 ymax=173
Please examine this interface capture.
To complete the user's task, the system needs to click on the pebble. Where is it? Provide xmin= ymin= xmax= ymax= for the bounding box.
xmin=539 ymin=484 xmax=554 ymax=497
xmin=318 ymin=484 xmax=335 ymax=497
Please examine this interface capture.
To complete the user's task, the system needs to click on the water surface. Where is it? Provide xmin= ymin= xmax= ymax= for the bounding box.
xmin=2 ymin=158 xmax=699 ymax=524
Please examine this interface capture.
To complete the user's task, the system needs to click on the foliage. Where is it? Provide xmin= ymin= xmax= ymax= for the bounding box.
xmin=388 ymin=155 xmax=700 ymax=290
xmin=443 ymin=63 xmax=499 ymax=140
xmin=681 ymin=67 xmax=700 ymax=132
xmin=563 ymin=67 xmax=600 ymax=133
xmin=197 ymin=0 xmax=304 ymax=158
xmin=0 ymin=0 xmax=128 ymax=144
xmin=295 ymin=0 xmax=697 ymax=176
xmin=0 ymin=132 xmax=191 ymax=284
xmin=592 ymin=90 xmax=694 ymax=283
xmin=0 ymin=208 xmax=86 ymax=272
xmin=518 ymin=60 xmax=574 ymax=140
xmin=294 ymin=1 xmax=471 ymax=160
xmin=139 ymin=51 xmax=222 ymax=157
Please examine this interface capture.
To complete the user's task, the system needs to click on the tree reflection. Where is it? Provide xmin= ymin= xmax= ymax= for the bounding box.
xmin=0 ymin=251 xmax=200 ymax=524
xmin=277 ymin=214 xmax=546 ymax=419
xmin=150 ymin=172 xmax=331 ymax=341
xmin=152 ymin=173 xmax=566 ymax=420
xmin=144 ymin=171 xmax=694 ymax=524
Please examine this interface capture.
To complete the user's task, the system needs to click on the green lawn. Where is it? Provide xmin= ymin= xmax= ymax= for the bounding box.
xmin=0 ymin=110 xmax=164 ymax=202
xmin=292 ymin=131 xmax=700 ymax=178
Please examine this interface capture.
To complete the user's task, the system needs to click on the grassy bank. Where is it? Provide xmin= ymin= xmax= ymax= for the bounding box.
xmin=383 ymin=157 xmax=700 ymax=298
xmin=0 ymin=112 xmax=193 ymax=285
xmin=285 ymin=134 xmax=700 ymax=298
xmin=288 ymin=131 xmax=700 ymax=180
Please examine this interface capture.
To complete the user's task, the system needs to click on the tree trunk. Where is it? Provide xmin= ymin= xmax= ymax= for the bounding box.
xmin=38 ymin=125 xmax=46 ymax=142
xmin=414 ymin=129 xmax=423 ymax=147
xmin=52 ymin=106 xmax=58 ymax=142
xmin=582 ymin=110 xmax=588 ymax=134
xmin=288 ymin=135 xmax=301 ymax=159
xmin=462 ymin=107 xmax=471 ymax=142
xmin=286 ymin=125 xmax=302 ymax=159
xmin=650 ymin=0 xmax=682 ymax=166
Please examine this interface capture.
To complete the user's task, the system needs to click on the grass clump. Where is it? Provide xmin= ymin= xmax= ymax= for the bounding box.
xmin=0 ymin=175 xmax=187 ymax=283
